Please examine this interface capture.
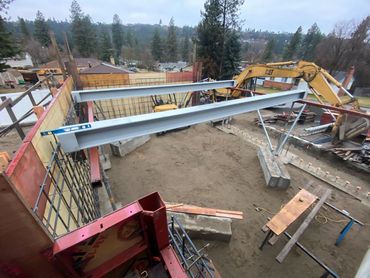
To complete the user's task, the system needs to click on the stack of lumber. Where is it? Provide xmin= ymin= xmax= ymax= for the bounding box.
xmin=297 ymin=111 xmax=316 ymax=124
xmin=255 ymin=110 xmax=316 ymax=125
xmin=331 ymin=146 xmax=370 ymax=167
xmin=165 ymin=202 xmax=243 ymax=220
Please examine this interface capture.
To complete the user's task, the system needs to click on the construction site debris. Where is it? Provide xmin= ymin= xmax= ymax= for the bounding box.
xmin=110 ymin=135 xmax=151 ymax=157
xmin=330 ymin=143 xmax=370 ymax=166
xmin=167 ymin=211 xmax=233 ymax=242
xmin=165 ymin=202 xmax=243 ymax=220
xmin=255 ymin=110 xmax=316 ymax=125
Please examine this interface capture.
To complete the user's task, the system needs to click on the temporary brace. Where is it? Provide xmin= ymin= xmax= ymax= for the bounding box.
xmin=43 ymin=90 xmax=307 ymax=152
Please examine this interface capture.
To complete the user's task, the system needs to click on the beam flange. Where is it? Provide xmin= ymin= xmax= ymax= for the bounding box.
xmin=49 ymin=90 xmax=306 ymax=152
xmin=72 ymin=80 xmax=236 ymax=103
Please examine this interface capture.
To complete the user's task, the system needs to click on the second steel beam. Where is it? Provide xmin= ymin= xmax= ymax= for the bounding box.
xmin=47 ymin=90 xmax=306 ymax=152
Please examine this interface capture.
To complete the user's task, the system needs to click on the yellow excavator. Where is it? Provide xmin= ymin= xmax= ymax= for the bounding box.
xmin=215 ymin=60 xmax=369 ymax=141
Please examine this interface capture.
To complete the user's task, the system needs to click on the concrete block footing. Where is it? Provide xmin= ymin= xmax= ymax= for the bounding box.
xmin=100 ymin=154 xmax=111 ymax=170
xmin=257 ymin=146 xmax=290 ymax=189
xmin=110 ymin=135 xmax=151 ymax=157
xmin=167 ymin=211 xmax=232 ymax=242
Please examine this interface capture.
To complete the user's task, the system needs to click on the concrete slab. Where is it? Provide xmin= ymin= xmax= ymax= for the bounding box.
xmin=258 ymin=146 xmax=290 ymax=189
xmin=110 ymin=135 xmax=151 ymax=157
xmin=100 ymin=153 xmax=111 ymax=170
xmin=167 ymin=211 xmax=232 ymax=242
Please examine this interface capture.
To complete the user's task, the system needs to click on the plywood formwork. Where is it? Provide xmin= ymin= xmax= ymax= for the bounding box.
xmin=0 ymin=174 xmax=62 ymax=276
xmin=129 ymin=72 xmax=167 ymax=86
xmin=4 ymin=76 xmax=98 ymax=240
xmin=80 ymin=73 xmax=130 ymax=89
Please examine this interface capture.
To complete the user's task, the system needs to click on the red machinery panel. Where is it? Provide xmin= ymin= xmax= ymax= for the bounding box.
xmin=52 ymin=192 xmax=187 ymax=278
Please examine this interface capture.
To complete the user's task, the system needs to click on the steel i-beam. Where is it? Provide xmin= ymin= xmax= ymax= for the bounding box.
xmin=72 ymin=80 xmax=236 ymax=103
xmin=44 ymin=90 xmax=306 ymax=152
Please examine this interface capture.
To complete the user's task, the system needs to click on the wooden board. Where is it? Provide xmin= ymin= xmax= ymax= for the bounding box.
xmin=266 ymin=189 xmax=317 ymax=235
xmin=165 ymin=202 xmax=243 ymax=220
xmin=276 ymin=189 xmax=331 ymax=263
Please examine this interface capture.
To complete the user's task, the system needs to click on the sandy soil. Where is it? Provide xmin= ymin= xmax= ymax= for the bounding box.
xmin=0 ymin=126 xmax=32 ymax=158
xmin=107 ymin=112 xmax=370 ymax=278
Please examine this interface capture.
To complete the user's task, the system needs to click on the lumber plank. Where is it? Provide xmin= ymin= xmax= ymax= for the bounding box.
xmin=266 ymin=189 xmax=317 ymax=235
xmin=165 ymin=202 xmax=243 ymax=220
xmin=276 ymin=189 xmax=331 ymax=263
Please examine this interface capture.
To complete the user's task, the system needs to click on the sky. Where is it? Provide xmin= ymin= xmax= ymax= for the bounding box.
xmin=6 ymin=0 xmax=370 ymax=33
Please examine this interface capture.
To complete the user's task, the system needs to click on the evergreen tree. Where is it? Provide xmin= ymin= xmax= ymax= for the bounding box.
xmin=181 ymin=34 xmax=190 ymax=62
xmin=18 ymin=17 xmax=30 ymax=40
xmin=124 ymin=30 xmax=134 ymax=47
xmin=218 ymin=0 xmax=244 ymax=76
xmin=33 ymin=11 xmax=50 ymax=46
xmin=283 ymin=26 xmax=302 ymax=60
xmin=300 ymin=23 xmax=322 ymax=61
xmin=166 ymin=17 xmax=177 ymax=62
xmin=151 ymin=28 xmax=163 ymax=61
xmin=221 ymin=30 xmax=240 ymax=79
xmin=112 ymin=14 xmax=124 ymax=62
xmin=197 ymin=0 xmax=223 ymax=79
xmin=0 ymin=16 xmax=19 ymax=71
xmin=98 ymin=30 xmax=114 ymax=62
xmin=197 ymin=0 xmax=243 ymax=79
xmin=70 ymin=0 xmax=97 ymax=57
xmin=262 ymin=38 xmax=275 ymax=62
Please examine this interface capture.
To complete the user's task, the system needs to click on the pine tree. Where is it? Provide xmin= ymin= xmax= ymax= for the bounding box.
xmin=181 ymin=34 xmax=190 ymax=62
xmin=197 ymin=0 xmax=243 ymax=79
xmin=300 ymin=23 xmax=322 ymax=61
xmin=197 ymin=0 xmax=223 ymax=79
xmin=18 ymin=17 xmax=30 ymax=40
xmin=283 ymin=26 xmax=302 ymax=60
xmin=151 ymin=28 xmax=163 ymax=61
xmin=124 ymin=30 xmax=134 ymax=47
xmin=112 ymin=14 xmax=124 ymax=62
xmin=98 ymin=30 xmax=114 ymax=62
xmin=166 ymin=17 xmax=177 ymax=62
xmin=221 ymin=30 xmax=240 ymax=79
xmin=0 ymin=16 xmax=19 ymax=71
xmin=70 ymin=0 xmax=97 ymax=57
xmin=33 ymin=11 xmax=50 ymax=46
xmin=262 ymin=38 xmax=275 ymax=62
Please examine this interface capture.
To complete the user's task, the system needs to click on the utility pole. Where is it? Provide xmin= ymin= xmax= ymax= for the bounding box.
xmin=63 ymin=32 xmax=83 ymax=90
xmin=49 ymin=31 xmax=67 ymax=80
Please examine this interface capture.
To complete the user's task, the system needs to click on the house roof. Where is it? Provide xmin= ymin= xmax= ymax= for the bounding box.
xmin=40 ymin=58 xmax=101 ymax=69
xmin=80 ymin=63 xmax=133 ymax=74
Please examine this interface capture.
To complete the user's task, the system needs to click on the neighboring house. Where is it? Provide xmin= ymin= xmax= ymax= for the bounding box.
xmin=157 ymin=61 xmax=187 ymax=72
xmin=0 ymin=69 xmax=25 ymax=86
xmin=80 ymin=63 xmax=133 ymax=74
xmin=38 ymin=58 xmax=102 ymax=75
xmin=6 ymin=53 xmax=33 ymax=69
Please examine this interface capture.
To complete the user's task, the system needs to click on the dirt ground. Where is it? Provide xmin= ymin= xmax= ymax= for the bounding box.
xmin=108 ymin=111 xmax=370 ymax=278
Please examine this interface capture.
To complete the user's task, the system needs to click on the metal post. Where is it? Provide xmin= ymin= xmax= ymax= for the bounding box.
xmin=274 ymin=104 xmax=307 ymax=155
xmin=251 ymin=91 xmax=274 ymax=152
xmin=1 ymin=96 xmax=25 ymax=139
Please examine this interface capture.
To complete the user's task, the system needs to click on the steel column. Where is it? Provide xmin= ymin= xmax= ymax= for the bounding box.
xmin=72 ymin=80 xmax=236 ymax=103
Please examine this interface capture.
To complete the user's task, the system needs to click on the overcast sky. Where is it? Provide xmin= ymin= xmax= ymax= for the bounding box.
xmin=7 ymin=0 xmax=370 ymax=33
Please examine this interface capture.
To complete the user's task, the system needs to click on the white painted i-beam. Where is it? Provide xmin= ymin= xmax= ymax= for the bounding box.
xmin=72 ymin=80 xmax=236 ymax=103
xmin=47 ymin=90 xmax=306 ymax=152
